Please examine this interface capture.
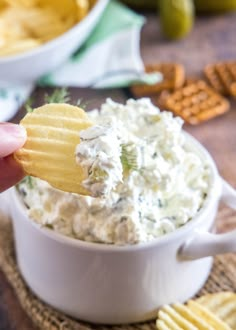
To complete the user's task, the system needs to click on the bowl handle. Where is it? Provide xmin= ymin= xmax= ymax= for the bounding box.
xmin=179 ymin=178 xmax=236 ymax=260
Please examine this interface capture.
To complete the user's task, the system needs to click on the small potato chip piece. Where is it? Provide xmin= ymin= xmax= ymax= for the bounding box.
xmin=196 ymin=292 xmax=236 ymax=329
xmin=76 ymin=0 xmax=89 ymax=21
xmin=14 ymin=103 xmax=94 ymax=195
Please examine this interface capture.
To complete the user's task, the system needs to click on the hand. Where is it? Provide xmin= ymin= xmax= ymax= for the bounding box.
xmin=0 ymin=123 xmax=27 ymax=192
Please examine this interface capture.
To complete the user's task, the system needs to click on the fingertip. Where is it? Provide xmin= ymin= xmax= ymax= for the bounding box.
xmin=0 ymin=123 xmax=27 ymax=158
xmin=15 ymin=124 xmax=27 ymax=146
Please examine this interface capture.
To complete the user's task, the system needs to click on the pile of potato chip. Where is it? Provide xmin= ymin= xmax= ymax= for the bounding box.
xmin=0 ymin=0 xmax=95 ymax=57
xmin=156 ymin=292 xmax=236 ymax=330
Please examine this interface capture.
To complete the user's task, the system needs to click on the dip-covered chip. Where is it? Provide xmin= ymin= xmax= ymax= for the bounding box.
xmin=15 ymin=103 xmax=126 ymax=197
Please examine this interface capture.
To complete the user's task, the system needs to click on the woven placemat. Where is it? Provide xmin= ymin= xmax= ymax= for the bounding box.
xmin=0 ymin=206 xmax=236 ymax=330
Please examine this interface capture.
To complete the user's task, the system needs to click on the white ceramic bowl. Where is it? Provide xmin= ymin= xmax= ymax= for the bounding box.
xmin=0 ymin=0 xmax=108 ymax=87
xmin=1 ymin=134 xmax=236 ymax=325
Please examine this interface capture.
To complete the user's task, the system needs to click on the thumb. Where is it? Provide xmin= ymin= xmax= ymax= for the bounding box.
xmin=0 ymin=123 xmax=27 ymax=158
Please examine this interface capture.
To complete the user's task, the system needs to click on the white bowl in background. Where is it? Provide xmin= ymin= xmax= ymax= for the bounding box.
xmin=0 ymin=0 xmax=108 ymax=87
xmin=1 ymin=134 xmax=236 ymax=324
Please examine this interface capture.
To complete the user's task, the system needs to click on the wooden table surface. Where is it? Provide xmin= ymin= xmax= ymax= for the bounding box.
xmin=1 ymin=10 xmax=236 ymax=330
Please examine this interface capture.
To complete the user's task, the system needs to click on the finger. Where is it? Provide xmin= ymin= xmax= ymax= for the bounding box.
xmin=0 ymin=123 xmax=27 ymax=158
xmin=0 ymin=155 xmax=25 ymax=192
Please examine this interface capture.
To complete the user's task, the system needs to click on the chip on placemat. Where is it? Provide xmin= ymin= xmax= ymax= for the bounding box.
xmin=187 ymin=300 xmax=232 ymax=330
xmin=204 ymin=62 xmax=236 ymax=96
xmin=14 ymin=103 xmax=93 ymax=195
xmin=156 ymin=300 xmax=232 ymax=330
xmin=196 ymin=292 xmax=236 ymax=329
xmin=131 ymin=63 xmax=185 ymax=97
xmin=163 ymin=80 xmax=230 ymax=125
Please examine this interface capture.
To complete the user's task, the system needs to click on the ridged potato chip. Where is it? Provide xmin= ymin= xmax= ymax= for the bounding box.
xmin=156 ymin=301 xmax=232 ymax=330
xmin=14 ymin=103 xmax=94 ymax=195
xmin=157 ymin=304 xmax=206 ymax=330
xmin=157 ymin=308 xmax=183 ymax=329
xmin=173 ymin=303 xmax=212 ymax=329
xmin=187 ymin=300 xmax=232 ymax=330
xmin=196 ymin=292 xmax=236 ymax=329
xmin=156 ymin=319 xmax=176 ymax=330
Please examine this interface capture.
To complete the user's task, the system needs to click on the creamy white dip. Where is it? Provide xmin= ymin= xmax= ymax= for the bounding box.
xmin=76 ymin=123 xmax=123 ymax=197
xmin=18 ymin=98 xmax=210 ymax=245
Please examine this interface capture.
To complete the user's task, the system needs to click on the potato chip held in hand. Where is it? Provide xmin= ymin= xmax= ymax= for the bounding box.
xmin=14 ymin=103 xmax=94 ymax=196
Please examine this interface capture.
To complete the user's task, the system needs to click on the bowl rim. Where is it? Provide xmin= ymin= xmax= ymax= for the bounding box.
xmin=0 ymin=0 xmax=109 ymax=63
xmin=13 ymin=132 xmax=222 ymax=252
